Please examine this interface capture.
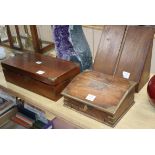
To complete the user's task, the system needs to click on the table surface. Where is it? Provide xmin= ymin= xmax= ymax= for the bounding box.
xmin=0 ymin=47 xmax=155 ymax=128
xmin=0 ymin=67 xmax=155 ymax=129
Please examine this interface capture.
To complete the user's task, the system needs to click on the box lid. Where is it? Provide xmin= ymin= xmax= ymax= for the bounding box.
xmin=1 ymin=53 xmax=80 ymax=86
xmin=62 ymin=71 xmax=136 ymax=114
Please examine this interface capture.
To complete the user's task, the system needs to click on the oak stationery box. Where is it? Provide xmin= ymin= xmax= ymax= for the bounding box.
xmin=62 ymin=25 xmax=154 ymax=127
xmin=1 ymin=53 xmax=80 ymax=101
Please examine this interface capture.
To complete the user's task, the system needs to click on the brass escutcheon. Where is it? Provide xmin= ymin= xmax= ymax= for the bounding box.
xmin=83 ymin=105 xmax=88 ymax=111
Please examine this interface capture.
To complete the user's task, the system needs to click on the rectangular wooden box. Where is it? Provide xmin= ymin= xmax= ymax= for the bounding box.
xmin=1 ymin=53 xmax=80 ymax=101
xmin=62 ymin=25 xmax=155 ymax=127
xmin=62 ymin=71 xmax=136 ymax=127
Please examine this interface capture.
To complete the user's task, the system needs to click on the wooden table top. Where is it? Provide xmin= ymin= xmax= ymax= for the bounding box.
xmin=0 ymin=68 xmax=155 ymax=128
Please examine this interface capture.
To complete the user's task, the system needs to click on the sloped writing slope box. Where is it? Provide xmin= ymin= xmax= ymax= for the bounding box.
xmin=62 ymin=71 xmax=136 ymax=127
xmin=62 ymin=25 xmax=155 ymax=127
xmin=1 ymin=53 xmax=80 ymax=101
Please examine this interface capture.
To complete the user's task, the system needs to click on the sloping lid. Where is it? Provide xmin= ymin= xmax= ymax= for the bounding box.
xmin=1 ymin=53 xmax=80 ymax=85
xmin=62 ymin=71 xmax=136 ymax=114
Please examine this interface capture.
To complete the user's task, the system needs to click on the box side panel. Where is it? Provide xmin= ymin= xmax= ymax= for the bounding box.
xmin=2 ymin=68 xmax=70 ymax=101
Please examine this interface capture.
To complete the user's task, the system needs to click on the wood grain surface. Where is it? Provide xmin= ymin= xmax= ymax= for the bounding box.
xmin=1 ymin=53 xmax=80 ymax=85
xmin=62 ymin=25 xmax=155 ymax=126
xmin=93 ymin=25 xmax=154 ymax=92
xmin=1 ymin=53 xmax=80 ymax=101
xmin=115 ymin=26 xmax=154 ymax=85
xmin=93 ymin=25 xmax=126 ymax=74
xmin=62 ymin=70 xmax=136 ymax=114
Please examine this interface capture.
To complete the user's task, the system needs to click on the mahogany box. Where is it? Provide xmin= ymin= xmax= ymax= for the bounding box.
xmin=62 ymin=25 xmax=155 ymax=127
xmin=1 ymin=53 xmax=80 ymax=101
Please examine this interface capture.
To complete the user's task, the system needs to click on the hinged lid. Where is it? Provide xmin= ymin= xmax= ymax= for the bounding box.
xmin=1 ymin=53 xmax=80 ymax=86
xmin=62 ymin=71 xmax=136 ymax=115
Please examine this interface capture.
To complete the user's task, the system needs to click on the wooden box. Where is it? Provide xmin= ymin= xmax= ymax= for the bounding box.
xmin=62 ymin=25 xmax=155 ymax=127
xmin=63 ymin=71 xmax=136 ymax=127
xmin=1 ymin=53 xmax=80 ymax=101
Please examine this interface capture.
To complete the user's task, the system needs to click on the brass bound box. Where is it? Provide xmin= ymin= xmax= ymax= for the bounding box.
xmin=62 ymin=25 xmax=155 ymax=127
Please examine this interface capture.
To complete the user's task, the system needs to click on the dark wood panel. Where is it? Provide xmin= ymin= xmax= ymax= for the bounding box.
xmin=1 ymin=53 xmax=80 ymax=86
xmin=6 ymin=26 xmax=14 ymax=48
xmin=30 ymin=25 xmax=41 ymax=52
xmin=1 ymin=53 xmax=80 ymax=101
xmin=2 ymin=68 xmax=71 ymax=101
